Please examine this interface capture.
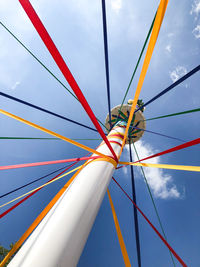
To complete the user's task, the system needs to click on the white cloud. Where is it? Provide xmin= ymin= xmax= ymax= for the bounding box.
xmin=122 ymin=166 xmax=128 ymax=175
xmin=192 ymin=24 xmax=200 ymax=38
xmin=165 ymin=44 xmax=171 ymax=53
xmin=190 ymin=0 xmax=200 ymax=19
xmin=11 ymin=81 xmax=21 ymax=90
xmin=167 ymin=32 xmax=174 ymax=38
xmin=169 ymin=66 xmax=187 ymax=83
xmin=0 ymin=0 xmax=53 ymax=90
xmin=125 ymin=140 xmax=181 ymax=199
xmin=0 ymin=1 xmax=34 ymax=35
xmin=190 ymin=1 xmax=200 ymax=39
xmin=185 ymin=83 xmax=189 ymax=88
xmin=111 ymin=0 xmax=122 ymax=13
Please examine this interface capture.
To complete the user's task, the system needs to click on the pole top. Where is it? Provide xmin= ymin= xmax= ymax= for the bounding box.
xmin=105 ymin=101 xmax=146 ymax=144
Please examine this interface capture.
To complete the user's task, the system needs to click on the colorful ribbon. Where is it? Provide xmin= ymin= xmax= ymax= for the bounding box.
xmin=119 ymin=162 xmax=200 ymax=172
xmin=0 ymin=165 xmax=70 ymax=199
xmin=145 ymin=108 xmax=200 ymax=121
xmin=130 ymin=125 xmax=185 ymax=142
xmin=132 ymin=144 xmax=176 ymax=266
xmin=119 ymin=11 xmax=157 ymax=110
xmin=135 ymin=65 xmax=200 ymax=113
xmin=0 ymin=162 xmax=78 ymax=219
xmin=0 ymin=21 xmax=76 ymax=100
xmin=134 ymin=138 xmax=200 ymax=163
xmin=18 ymin=0 xmax=117 ymax=161
xmin=112 ymin=177 xmax=187 ymax=266
xmin=0 ymin=165 xmax=82 ymax=209
xmin=0 ymin=108 xmax=114 ymax=162
xmin=0 ymin=91 xmax=97 ymax=132
xmin=128 ymin=143 xmax=141 ymax=266
xmin=101 ymin=0 xmax=112 ymax=127
xmin=107 ymin=189 xmax=131 ymax=267
xmin=0 ymin=21 xmax=107 ymax=131
xmin=0 ymin=155 xmax=99 ymax=171
xmin=119 ymin=0 xmax=169 ymax=157
xmin=0 ymin=164 xmax=86 ymax=267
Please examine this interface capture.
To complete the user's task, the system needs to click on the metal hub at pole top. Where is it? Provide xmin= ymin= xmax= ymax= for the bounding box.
xmin=105 ymin=99 xmax=146 ymax=144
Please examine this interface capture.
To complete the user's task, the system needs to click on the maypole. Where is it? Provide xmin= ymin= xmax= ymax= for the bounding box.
xmin=7 ymin=104 xmax=145 ymax=267
xmin=1 ymin=0 xmax=195 ymax=265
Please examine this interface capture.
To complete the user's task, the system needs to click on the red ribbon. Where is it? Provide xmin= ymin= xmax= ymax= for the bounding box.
xmin=0 ymin=156 xmax=99 ymax=171
xmin=112 ymin=177 xmax=187 ymax=267
xmin=18 ymin=0 xmax=117 ymax=162
xmin=134 ymin=138 xmax=200 ymax=163
xmin=0 ymin=162 xmax=78 ymax=219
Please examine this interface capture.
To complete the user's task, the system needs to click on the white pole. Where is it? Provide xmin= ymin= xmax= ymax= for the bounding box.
xmin=8 ymin=123 xmax=126 ymax=267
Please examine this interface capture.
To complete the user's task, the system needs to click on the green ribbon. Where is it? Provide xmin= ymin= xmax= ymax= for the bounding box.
xmin=133 ymin=144 xmax=176 ymax=267
xmin=119 ymin=11 xmax=157 ymax=111
xmin=117 ymin=109 xmax=128 ymax=120
xmin=131 ymin=129 xmax=142 ymax=135
xmin=0 ymin=21 xmax=107 ymax=131
xmin=145 ymin=108 xmax=200 ymax=121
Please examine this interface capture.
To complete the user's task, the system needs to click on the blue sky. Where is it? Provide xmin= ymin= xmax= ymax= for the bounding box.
xmin=0 ymin=0 xmax=200 ymax=266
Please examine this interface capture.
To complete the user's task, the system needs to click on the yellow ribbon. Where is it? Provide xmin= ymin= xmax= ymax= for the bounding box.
xmin=0 ymin=108 xmax=113 ymax=162
xmin=107 ymin=189 xmax=131 ymax=267
xmin=90 ymin=157 xmax=118 ymax=168
xmin=119 ymin=162 xmax=200 ymax=172
xmin=0 ymin=164 xmax=86 ymax=267
xmin=119 ymin=0 xmax=169 ymax=158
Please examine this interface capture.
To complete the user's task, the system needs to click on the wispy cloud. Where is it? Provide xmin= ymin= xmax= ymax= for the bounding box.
xmin=11 ymin=81 xmax=21 ymax=90
xmin=0 ymin=0 xmax=54 ymax=91
xmin=165 ymin=44 xmax=171 ymax=53
xmin=167 ymin=32 xmax=174 ymax=38
xmin=190 ymin=0 xmax=200 ymax=39
xmin=169 ymin=66 xmax=187 ymax=83
xmin=122 ymin=166 xmax=128 ymax=175
xmin=190 ymin=0 xmax=200 ymax=19
xmin=192 ymin=24 xmax=200 ymax=38
xmin=125 ymin=140 xmax=181 ymax=199
xmin=111 ymin=0 xmax=122 ymax=13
